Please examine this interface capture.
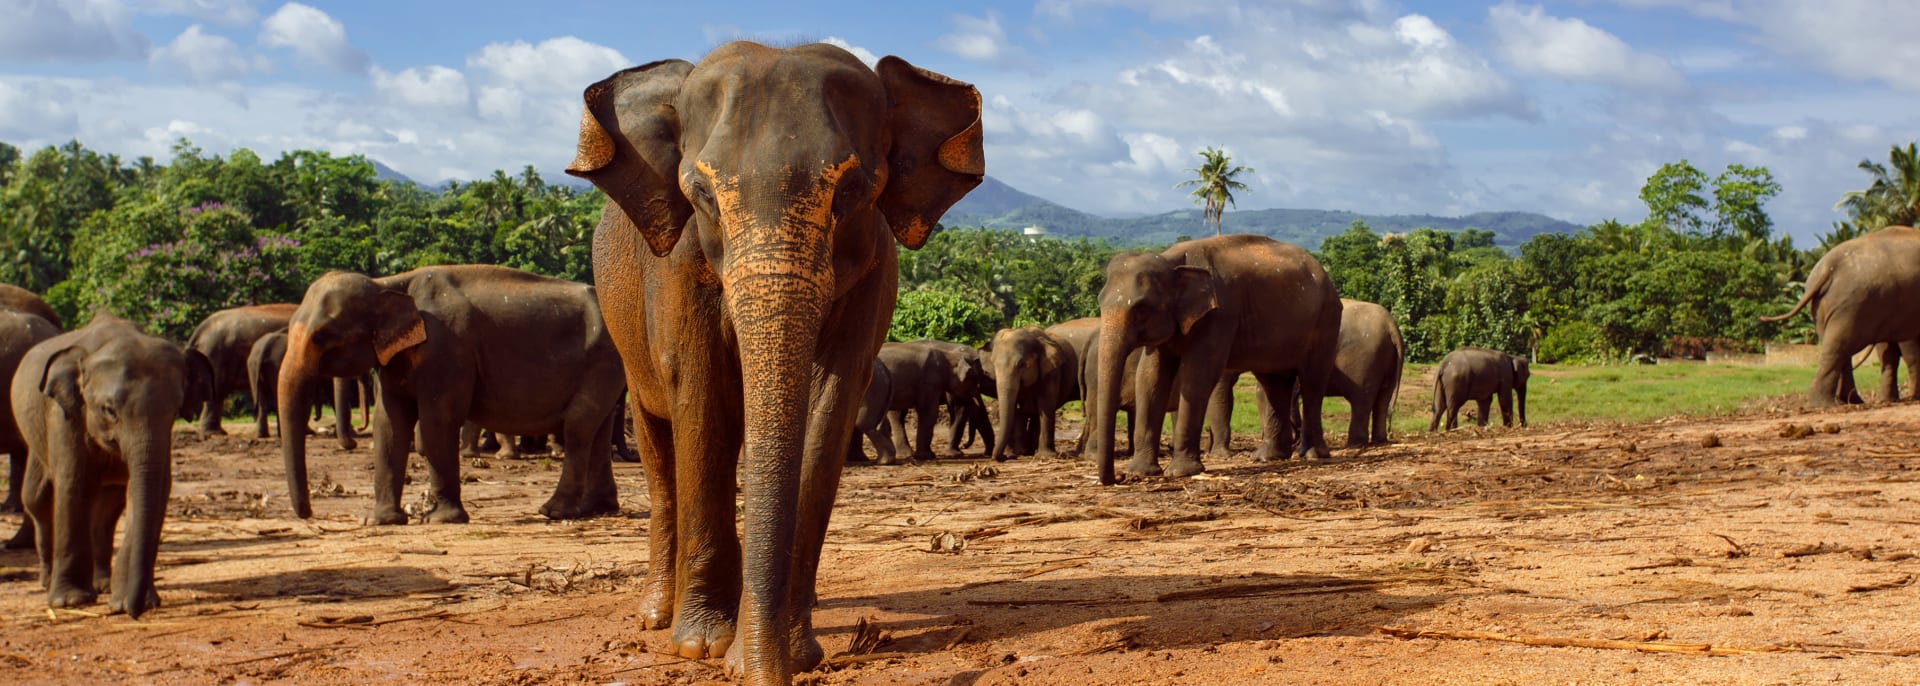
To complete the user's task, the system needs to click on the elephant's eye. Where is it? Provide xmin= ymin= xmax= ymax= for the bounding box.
xmin=98 ymin=404 xmax=117 ymax=422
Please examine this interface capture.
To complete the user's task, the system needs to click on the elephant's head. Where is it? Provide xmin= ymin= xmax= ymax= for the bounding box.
xmin=1089 ymin=252 xmax=1217 ymax=483
xmin=564 ymin=41 xmax=982 ymax=682
xmin=277 ymin=272 xmax=427 ymax=518
xmin=1511 ymin=356 xmax=1530 ymax=427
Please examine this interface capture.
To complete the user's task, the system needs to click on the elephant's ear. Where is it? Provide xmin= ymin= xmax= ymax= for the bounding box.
xmin=182 ymin=348 xmax=214 ymax=420
xmin=565 ymin=60 xmax=695 ymax=257
xmin=372 ymin=289 xmax=427 ymax=366
xmin=1172 ymin=265 xmax=1219 ymax=334
xmin=39 ymin=345 xmax=84 ymax=418
xmin=877 ymin=56 xmax=985 ymax=250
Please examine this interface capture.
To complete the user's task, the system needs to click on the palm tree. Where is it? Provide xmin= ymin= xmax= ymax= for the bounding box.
xmin=1835 ymin=142 xmax=1920 ymax=230
xmin=1175 ymin=147 xmax=1253 ymax=237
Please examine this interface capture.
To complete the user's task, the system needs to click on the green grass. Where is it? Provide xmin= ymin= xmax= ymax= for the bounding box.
xmin=1062 ymin=362 xmax=1881 ymax=440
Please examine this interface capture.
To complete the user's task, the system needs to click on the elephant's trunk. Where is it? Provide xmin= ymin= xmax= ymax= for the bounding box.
xmin=277 ymin=323 xmax=318 ymax=518
xmin=118 ymin=429 xmax=172 ymax=618
xmin=992 ymin=365 xmax=1022 ymax=461
xmin=727 ymin=260 xmax=829 ymax=685
xmin=1092 ymin=312 xmax=1132 ymax=485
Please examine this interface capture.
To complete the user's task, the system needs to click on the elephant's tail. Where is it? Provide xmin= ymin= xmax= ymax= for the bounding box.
xmin=1759 ymin=262 xmax=1830 ymax=323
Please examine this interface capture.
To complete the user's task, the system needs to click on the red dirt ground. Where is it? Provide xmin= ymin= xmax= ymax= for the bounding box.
xmin=5 ymin=396 xmax=1920 ymax=684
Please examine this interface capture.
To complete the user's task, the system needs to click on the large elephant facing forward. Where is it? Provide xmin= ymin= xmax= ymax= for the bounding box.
xmin=15 ymin=315 xmax=208 ymax=618
xmin=563 ymin=42 xmax=982 ymax=684
xmin=1762 ymin=226 xmax=1920 ymax=406
xmin=1429 ymin=347 xmax=1529 ymax=431
xmin=1089 ymin=235 xmax=1342 ymax=484
xmin=276 ymin=265 xmax=627 ymax=525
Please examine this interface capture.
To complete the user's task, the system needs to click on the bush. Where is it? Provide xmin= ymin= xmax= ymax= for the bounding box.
xmin=888 ymin=288 xmax=1002 ymax=346
xmin=1538 ymin=320 xmax=1600 ymax=364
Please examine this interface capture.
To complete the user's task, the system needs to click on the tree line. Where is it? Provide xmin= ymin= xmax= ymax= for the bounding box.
xmin=2 ymin=138 xmax=1914 ymax=362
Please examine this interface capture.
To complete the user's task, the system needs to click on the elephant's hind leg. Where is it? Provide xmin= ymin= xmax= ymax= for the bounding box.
xmin=540 ymin=410 xmax=620 ymax=520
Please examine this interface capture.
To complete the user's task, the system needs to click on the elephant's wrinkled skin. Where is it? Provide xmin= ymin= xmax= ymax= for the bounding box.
xmin=15 ymin=315 xmax=207 ymax=618
xmin=867 ymin=340 xmax=992 ymax=463
xmin=989 ymin=326 xmax=1078 ymax=460
xmin=276 ymin=265 xmax=626 ymax=525
xmin=564 ymin=42 xmax=982 ymax=684
xmin=1429 ymin=347 xmax=1529 ymax=431
xmin=1762 ymin=226 xmax=1920 ymax=406
xmin=185 ymin=304 xmax=298 ymax=438
xmin=1090 ymin=235 xmax=1342 ymax=484
xmin=247 ymin=330 xmax=373 ymax=442
xmin=1 ymin=309 xmax=60 ymax=549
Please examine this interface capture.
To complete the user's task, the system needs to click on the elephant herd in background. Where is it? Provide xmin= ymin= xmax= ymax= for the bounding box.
xmin=2 ymin=39 xmax=1911 ymax=685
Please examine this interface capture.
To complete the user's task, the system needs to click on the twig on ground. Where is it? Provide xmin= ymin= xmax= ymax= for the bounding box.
xmin=1375 ymin=626 xmax=1920 ymax=657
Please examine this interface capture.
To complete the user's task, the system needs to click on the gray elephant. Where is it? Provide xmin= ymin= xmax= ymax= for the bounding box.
xmin=15 ymin=315 xmax=208 ymax=618
xmin=1429 ymin=347 xmax=1529 ymax=431
xmin=276 ymin=265 xmax=627 ymax=524
xmin=247 ymin=329 xmax=373 ymax=444
xmin=1044 ymin=317 xmax=1141 ymax=457
xmin=1 ymin=309 xmax=61 ymax=549
xmin=185 ymin=304 xmax=297 ymax=437
xmin=867 ymin=339 xmax=992 ymax=464
xmin=1215 ymin=299 xmax=1406 ymax=450
xmin=1856 ymin=340 xmax=1920 ymax=402
xmin=1090 ymin=235 xmax=1343 ymax=483
xmin=1762 ymin=226 xmax=1920 ymax=405
xmin=847 ymin=359 xmax=895 ymax=464
xmin=989 ymin=326 xmax=1078 ymax=461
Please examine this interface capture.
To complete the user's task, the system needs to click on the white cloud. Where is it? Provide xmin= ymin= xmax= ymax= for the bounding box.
xmin=371 ymin=65 xmax=469 ymax=111
xmin=258 ymin=2 xmax=367 ymax=73
xmin=465 ymin=36 xmax=628 ymax=95
xmin=0 ymin=80 xmax=81 ymax=139
xmin=150 ymin=24 xmax=266 ymax=82
xmin=936 ymin=11 xmax=1021 ymax=64
xmin=1613 ymin=0 xmax=1920 ymax=92
xmin=1488 ymin=3 xmax=1685 ymax=91
xmin=820 ymin=37 xmax=878 ymax=67
xmin=131 ymin=0 xmax=257 ymax=25
xmin=0 ymin=0 xmax=150 ymax=62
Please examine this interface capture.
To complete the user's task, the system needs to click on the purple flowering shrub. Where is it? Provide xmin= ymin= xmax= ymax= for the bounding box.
xmin=107 ymin=206 xmax=304 ymax=339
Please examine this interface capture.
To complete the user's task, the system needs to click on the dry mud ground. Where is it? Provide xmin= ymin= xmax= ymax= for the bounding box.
xmin=5 ymin=399 xmax=1920 ymax=685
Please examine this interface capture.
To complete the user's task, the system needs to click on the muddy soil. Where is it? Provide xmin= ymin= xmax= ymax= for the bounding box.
xmin=4 ymin=399 xmax=1920 ymax=685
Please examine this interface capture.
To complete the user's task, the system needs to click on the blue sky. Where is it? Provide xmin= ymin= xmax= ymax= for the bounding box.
xmin=2 ymin=1 xmax=1916 ymax=243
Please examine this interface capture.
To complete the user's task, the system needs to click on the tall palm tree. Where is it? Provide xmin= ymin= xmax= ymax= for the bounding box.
xmin=1835 ymin=142 xmax=1920 ymax=230
xmin=1175 ymin=146 xmax=1253 ymax=237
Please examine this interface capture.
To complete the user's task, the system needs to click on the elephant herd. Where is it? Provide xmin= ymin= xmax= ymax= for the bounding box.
xmin=1 ymin=40 xmax=1904 ymax=686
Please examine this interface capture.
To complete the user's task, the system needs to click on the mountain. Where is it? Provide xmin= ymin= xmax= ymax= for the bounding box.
xmin=369 ymin=159 xmax=417 ymax=186
xmin=941 ymin=176 xmax=1584 ymax=249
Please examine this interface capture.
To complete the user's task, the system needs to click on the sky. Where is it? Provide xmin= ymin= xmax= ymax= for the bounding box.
xmin=1 ymin=1 xmax=1915 ymax=243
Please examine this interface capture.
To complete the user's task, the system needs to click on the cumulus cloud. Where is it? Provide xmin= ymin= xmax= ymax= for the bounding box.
xmin=131 ymin=0 xmax=257 ymax=25
xmin=1612 ymin=0 xmax=1920 ymax=92
xmin=0 ymin=80 xmax=81 ymax=139
xmin=258 ymin=2 xmax=368 ymax=73
xmin=1488 ymin=2 xmax=1685 ymax=91
xmin=0 ymin=0 xmax=150 ymax=62
xmin=466 ymin=36 xmax=629 ymax=94
xmin=150 ymin=24 xmax=266 ymax=82
xmin=371 ymin=65 xmax=469 ymax=111
xmin=936 ymin=11 xmax=1021 ymax=63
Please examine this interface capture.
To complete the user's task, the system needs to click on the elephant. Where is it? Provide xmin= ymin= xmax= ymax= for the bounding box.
xmin=1762 ymin=226 xmax=1920 ymax=406
xmin=1855 ymin=340 xmax=1920 ymax=402
xmin=868 ymin=340 xmax=992 ymax=464
xmin=276 ymin=265 xmax=627 ymax=525
xmin=1209 ymin=299 xmax=1406 ymax=450
xmin=988 ymin=326 xmax=1078 ymax=461
xmin=916 ymin=339 xmax=996 ymax=458
xmin=1089 ymin=235 xmax=1342 ymax=484
xmin=562 ymin=41 xmax=982 ymax=683
xmin=1 ymin=309 xmax=61 ymax=549
xmin=1428 ymin=347 xmax=1529 ymax=431
xmin=185 ymin=304 xmax=298 ymax=438
xmin=846 ymin=359 xmax=895 ymax=464
xmin=246 ymin=329 xmax=373 ymax=445
xmin=0 ymin=283 xmax=61 ymax=329
xmin=14 ymin=314 xmax=208 ymax=618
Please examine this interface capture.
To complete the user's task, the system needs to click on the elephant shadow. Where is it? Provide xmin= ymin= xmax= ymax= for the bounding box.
xmin=171 ymin=565 xmax=452 ymax=603
xmin=817 ymin=570 xmax=1458 ymax=676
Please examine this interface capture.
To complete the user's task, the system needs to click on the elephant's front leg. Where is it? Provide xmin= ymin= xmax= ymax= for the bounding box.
xmin=1126 ymin=349 xmax=1178 ymax=476
xmin=368 ymin=399 xmax=418 ymax=525
xmin=197 ymin=392 xmax=226 ymax=437
xmin=910 ymin=392 xmax=939 ymax=462
xmin=667 ymin=381 xmax=744 ymax=660
xmin=44 ymin=459 xmax=99 ymax=608
xmin=88 ymin=483 xmax=127 ymax=594
xmin=880 ymin=410 xmax=907 ymax=466
xmin=333 ymin=378 xmax=359 ymax=450
xmin=1165 ymin=359 xmax=1225 ymax=478
xmin=1251 ymin=374 xmax=1293 ymax=462
xmin=2 ymin=451 xmax=22 ymax=513
xmin=1204 ymin=373 xmax=1235 ymax=461
xmin=1035 ymin=393 xmax=1061 ymax=460
xmin=1498 ymin=390 xmax=1515 ymax=428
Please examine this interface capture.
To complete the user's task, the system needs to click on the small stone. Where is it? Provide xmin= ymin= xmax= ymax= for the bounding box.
xmin=1405 ymin=537 xmax=1435 ymax=554
xmin=1699 ymin=434 xmax=1722 ymax=448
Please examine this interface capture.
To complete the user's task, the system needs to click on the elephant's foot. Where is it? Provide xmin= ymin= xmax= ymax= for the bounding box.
xmin=613 ymin=446 xmax=641 ymax=463
xmin=1165 ymin=455 xmax=1206 ymax=477
xmin=1035 ymin=448 xmax=1065 ymax=460
xmin=108 ymin=583 xmax=161 ymax=619
xmin=723 ymin=621 xmax=826 ymax=682
xmin=1250 ymin=445 xmax=1286 ymax=463
xmin=1296 ymin=443 xmax=1332 ymax=462
xmin=1122 ymin=455 xmax=1163 ymax=477
xmin=638 ymin=577 xmax=675 ymax=630
xmin=92 ymin=567 xmax=112 ymax=593
xmin=670 ymin=609 xmax=737 ymax=659
xmin=3 ymin=522 xmax=31 ymax=550
xmin=875 ymin=454 xmax=900 ymax=466
xmin=337 ymin=435 xmax=358 ymax=451
xmin=255 ymin=426 xmax=271 ymax=440
xmin=367 ymin=505 xmax=410 ymax=526
xmin=538 ymin=492 xmax=619 ymax=520
xmin=496 ymin=447 xmax=521 ymax=460
xmin=47 ymin=583 xmax=98 ymax=609
xmin=911 ymin=450 xmax=937 ymax=463
xmin=0 ymin=495 xmax=17 ymax=514
xmin=422 ymin=501 xmax=470 ymax=524
xmin=199 ymin=423 xmax=227 ymax=437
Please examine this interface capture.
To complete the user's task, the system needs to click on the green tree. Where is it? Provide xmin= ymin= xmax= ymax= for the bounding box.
xmin=1835 ymin=142 xmax=1920 ymax=230
xmin=1639 ymin=160 xmax=1711 ymax=236
xmin=1711 ymin=164 xmax=1781 ymax=243
xmin=1174 ymin=146 xmax=1252 ymax=237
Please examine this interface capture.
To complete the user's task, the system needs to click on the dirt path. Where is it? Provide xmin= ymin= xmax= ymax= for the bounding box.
xmin=4 ymin=400 xmax=1920 ymax=684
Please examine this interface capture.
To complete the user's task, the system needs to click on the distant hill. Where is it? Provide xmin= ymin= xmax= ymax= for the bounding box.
xmin=369 ymin=159 xmax=416 ymax=186
xmin=942 ymin=176 xmax=1584 ymax=249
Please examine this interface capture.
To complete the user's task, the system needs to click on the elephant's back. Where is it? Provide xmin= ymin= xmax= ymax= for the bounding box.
xmin=0 ymin=311 xmax=57 ymax=446
xmin=0 ymin=283 xmax=60 ymax=329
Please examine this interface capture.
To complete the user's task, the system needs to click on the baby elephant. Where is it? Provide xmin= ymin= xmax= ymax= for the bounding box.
xmin=16 ymin=315 xmax=207 ymax=618
xmin=1429 ymin=347 xmax=1529 ymax=431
